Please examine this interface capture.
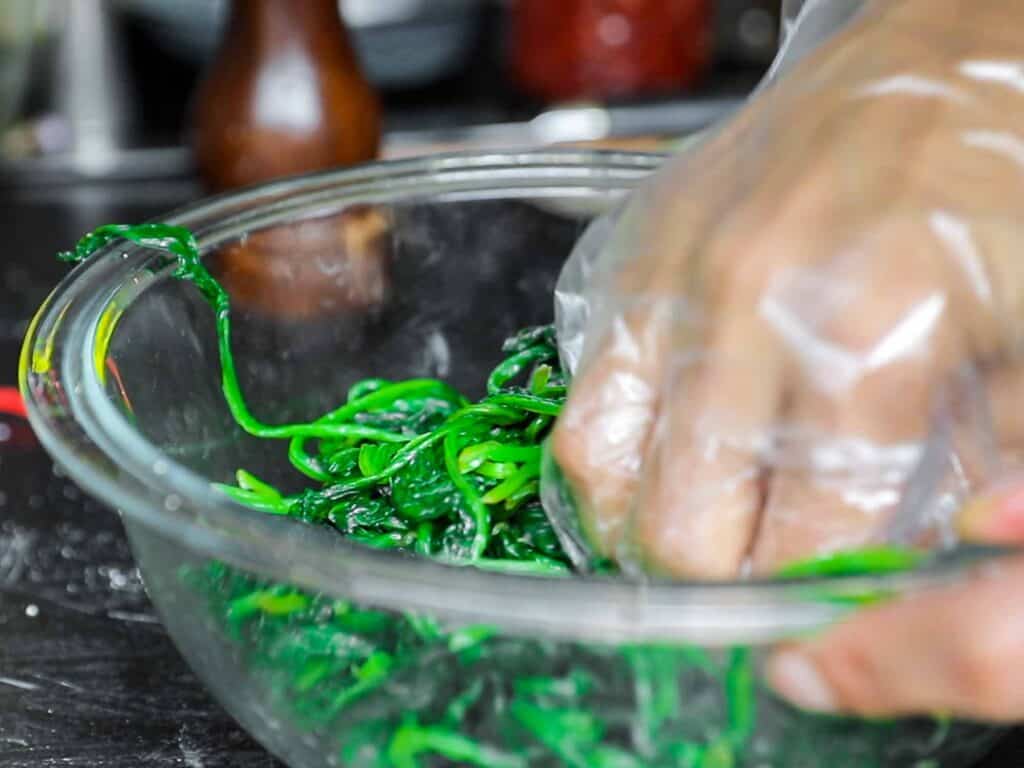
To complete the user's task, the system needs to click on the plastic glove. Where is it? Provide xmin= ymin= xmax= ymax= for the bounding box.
xmin=547 ymin=0 xmax=1024 ymax=579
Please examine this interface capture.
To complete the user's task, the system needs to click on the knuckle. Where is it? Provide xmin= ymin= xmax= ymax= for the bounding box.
xmin=708 ymin=236 xmax=777 ymax=307
xmin=817 ymin=641 xmax=885 ymax=715
xmin=826 ymin=302 xmax=903 ymax=354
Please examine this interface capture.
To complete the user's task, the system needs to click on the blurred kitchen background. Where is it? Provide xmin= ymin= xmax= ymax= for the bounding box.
xmin=0 ymin=0 xmax=781 ymax=187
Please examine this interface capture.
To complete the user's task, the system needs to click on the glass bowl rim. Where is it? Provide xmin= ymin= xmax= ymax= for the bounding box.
xmin=18 ymin=149 xmax=1002 ymax=645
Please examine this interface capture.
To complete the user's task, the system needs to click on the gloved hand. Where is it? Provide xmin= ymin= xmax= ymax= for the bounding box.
xmin=548 ymin=0 xmax=1024 ymax=579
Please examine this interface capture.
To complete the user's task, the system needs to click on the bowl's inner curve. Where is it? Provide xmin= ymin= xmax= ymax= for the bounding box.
xmin=104 ymin=197 xmax=583 ymax=495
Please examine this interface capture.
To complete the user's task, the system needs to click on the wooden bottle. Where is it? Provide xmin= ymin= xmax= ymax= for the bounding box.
xmin=192 ymin=0 xmax=381 ymax=191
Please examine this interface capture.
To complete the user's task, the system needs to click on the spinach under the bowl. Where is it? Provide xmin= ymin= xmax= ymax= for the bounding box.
xmin=61 ymin=224 xmax=971 ymax=768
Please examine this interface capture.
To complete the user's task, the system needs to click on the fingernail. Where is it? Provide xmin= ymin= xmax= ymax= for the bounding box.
xmin=959 ymin=481 xmax=1024 ymax=543
xmin=767 ymin=651 xmax=838 ymax=713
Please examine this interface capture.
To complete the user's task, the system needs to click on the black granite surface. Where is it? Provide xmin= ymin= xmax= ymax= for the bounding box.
xmin=0 ymin=180 xmax=284 ymax=767
xmin=0 ymin=180 xmax=1022 ymax=768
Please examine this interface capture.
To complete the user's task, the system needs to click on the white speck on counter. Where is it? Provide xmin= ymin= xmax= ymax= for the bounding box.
xmin=24 ymin=603 xmax=38 ymax=618
xmin=179 ymin=725 xmax=207 ymax=768
xmin=0 ymin=676 xmax=38 ymax=691
xmin=106 ymin=567 xmax=130 ymax=589
xmin=106 ymin=610 xmax=158 ymax=623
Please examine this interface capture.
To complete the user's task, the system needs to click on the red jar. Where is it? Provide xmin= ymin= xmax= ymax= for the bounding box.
xmin=511 ymin=0 xmax=713 ymax=102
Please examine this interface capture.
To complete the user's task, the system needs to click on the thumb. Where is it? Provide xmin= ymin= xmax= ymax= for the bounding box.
xmin=766 ymin=557 xmax=1024 ymax=720
xmin=764 ymin=485 xmax=1024 ymax=720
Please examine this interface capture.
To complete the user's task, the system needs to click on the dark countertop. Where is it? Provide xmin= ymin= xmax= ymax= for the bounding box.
xmin=0 ymin=180 xmax=283 ymax=768
xmin=0 ymin=179 xmax=1022 ymax=768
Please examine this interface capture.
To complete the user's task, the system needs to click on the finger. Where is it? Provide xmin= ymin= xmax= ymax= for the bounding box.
xmin=551 ymin=301 xmax=674 ymax=558
xmin=767 ymin=557 xmax=1024 ymax=720
xmin=752 ymin=234 xmax=968 ymax=571
xmin=752 ymin=352 xmax=952 ymax=572
xmin=550 ymin=142 xmax=736 ymax=560
xmin=629 ymin=305 xmax=783 ymax=579
xmin=955 ymin=363 xmax=1024 ymax=543
xmin=985 ymin=362 xmax=1024 ymax=468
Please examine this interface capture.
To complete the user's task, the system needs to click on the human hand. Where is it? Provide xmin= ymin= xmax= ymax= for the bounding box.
xmin=550 ymin=0 xmax=1024 ymax=578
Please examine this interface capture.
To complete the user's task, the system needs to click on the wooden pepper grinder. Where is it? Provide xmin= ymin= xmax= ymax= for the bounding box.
xmin=192 ymin=0 xmax=381 ymax=191
xmin=192 ymin=0 xmax=389 ymax=322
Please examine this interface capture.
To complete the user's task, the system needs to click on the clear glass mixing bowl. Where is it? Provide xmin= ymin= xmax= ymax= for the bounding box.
xmin=20 ymin=151 xmax=1005 ymax=767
